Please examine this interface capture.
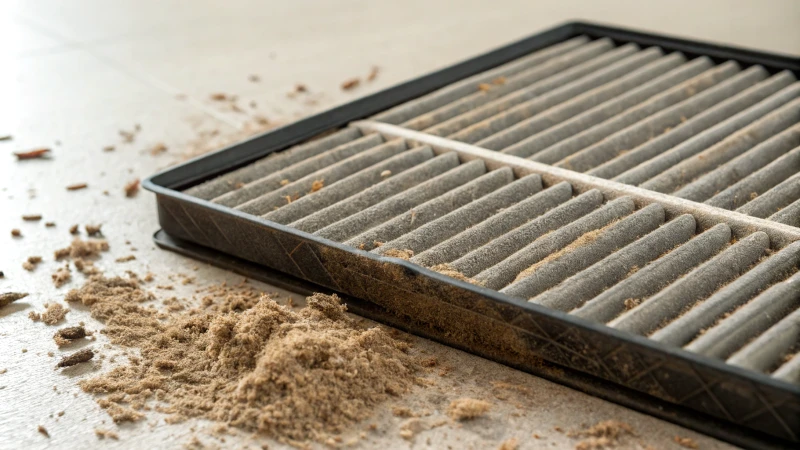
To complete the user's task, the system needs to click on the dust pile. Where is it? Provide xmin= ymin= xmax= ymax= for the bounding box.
xmin=572 ymin=420 xmax=634 ymax=450
xmin=70 ymin=276 xmax=419 ymax=445
xmin=29 ymin=303 xmax=69 ymax=325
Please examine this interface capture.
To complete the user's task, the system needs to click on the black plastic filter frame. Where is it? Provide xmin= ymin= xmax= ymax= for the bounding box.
xmin=144 ymin=22 xmax=800 ymax=449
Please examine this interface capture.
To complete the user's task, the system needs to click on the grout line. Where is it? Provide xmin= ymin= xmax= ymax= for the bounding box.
xmin=352 ymin=120 xmax=800 ymax=249
xmin=14 ymin=14 xmax=245 ymax=130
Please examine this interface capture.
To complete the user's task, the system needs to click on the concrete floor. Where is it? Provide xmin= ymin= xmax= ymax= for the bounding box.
xmin=1 ymin=1 xmax=798 ymax=449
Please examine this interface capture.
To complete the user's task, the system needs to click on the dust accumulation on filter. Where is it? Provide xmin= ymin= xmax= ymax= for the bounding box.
xmin=181 ymin=121 xmax=800 ymax=387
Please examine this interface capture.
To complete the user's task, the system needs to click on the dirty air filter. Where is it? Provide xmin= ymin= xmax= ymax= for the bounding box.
xmin=144 ymin=23 xmax=800 ymax=449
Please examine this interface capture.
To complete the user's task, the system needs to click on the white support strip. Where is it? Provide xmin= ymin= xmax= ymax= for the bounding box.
xmin=353 ymin=120 xmax=800 ymax=248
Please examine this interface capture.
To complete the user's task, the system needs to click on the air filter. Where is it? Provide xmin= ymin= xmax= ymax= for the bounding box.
xmin=144 ymin=23 xmax=800 ymax=449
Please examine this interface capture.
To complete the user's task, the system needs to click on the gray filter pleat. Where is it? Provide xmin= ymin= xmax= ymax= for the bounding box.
xmin=639 ymin=98 xmax=800 ymax=193
xmin=769 ymin=198 xmax=800 ymax=227
xmin=425 ymin=42 xmax=637 ymax=138
xmin=262 ymin=145 xmax=433 ymax=224
xmin=735 ymin=171 xmax=800 ymax=218
xmin=532 ymin=214 xmax=696 ymax=312
xmin=376 ymin=174 xmax=543 ymax=255
xmin=685 ymin=271 xmax=800 ymax=360
xmin=572 ymin=223 xmax=731 ymax=324
xmin=453 ymin=190 xmax=606 ymax=280
xmin=611 ymin=79 xmax=800 ymax=185
xmin=503 ymin=56 xmax=715 ymax=159
xmin=448 ymin=46 xmax=660 ymax=145
xmin=236 ymin=138 xmax=406 ymax=215
xmin=705 ymin=145 xmax=800 ymax=210
xmin=650 ymin=240 xmax=800 ymax=347
xmin=411 ymin=181 xmax=573 ymax=267
xmin=315 ymin=159 xmax=488 ymax=242
xmin=726 ymin=307 xmax=800 ymax=373
xmin=557 ymin=64 xmax=768 ymax=173
xmin=345 ymin=168 xmax=516 ymax=250
xmin=404 ymin=39 xmax=616 ymax=131
xmin=673 ymin=125 xmax=800 ymax=202
xmin=608 ymin=231 xmax=770 ymax=336
xmin=501 ymin=203 xmax=665 ymax=299
xmin=476 ymin=53 xmax=688 ymax=151
xmin=372 ymin=36 xmax=591 ymax=125
xmin=184 ymin=128 xmax=362 ymax=200
xmin=291 ymin=152 xmax=462 ymax=233
xmin=214 ymin=133 xmax=384 ymax=207
xmin=773 ymin=352 xmax=800 ymax=383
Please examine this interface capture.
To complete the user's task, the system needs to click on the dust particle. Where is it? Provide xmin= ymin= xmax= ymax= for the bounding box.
xmin=430 ymin=264 xmax=484 ymax=286
xmin=210 ymin=93 xmax=228 ymax=101
xmin=115 ymin=255 xmax=136 ymax=263
xmin=367 ymin=66 xmax=380 ymax=82
xmin=573 ymin=420 xmax=634 ymax=450
xmin=478 ymin=83 xmax=491 ymax=92
xmin=310 ymin=179 xmax=324 ymax=193
xmin=280 ymin=179 xmax=290 ymax=186
xmin=69 ymin=224 xmax=79 ymax=235
xmin=341 ymin=78 xmax=360 ymax=91
xmin=124 ymin=179 xmax=140 ymax=197
xmin=52 ymin=267 xmax=72 ymax=288
xmin=447 ymin=398 xmax=491 ymax=420
xmin=57 ymin=348 xmax=94 ymax=368
xmin=22 ymin=214 xmax=42 ymax=221
xmin=674 ymin=436 xmax=698 ymax=449
xmin=498 ymin=438 xmax=518 ymax=450
xmin=249 ymin=74 xmax=261 ymax=83
xmin=380 ymin=170 xmax=391 ymax=177
xmin=623 ymin=298 xmax=641 ymax=311
xmin=37 ymin=425 xmax=49 ymax=438
xmin=66 ymin=183 xmax=88 ymax=191
xmin=103 ymin=145 xmax=115 ymax=152
xmin=492 ymin=77 xmax=506 ymax=85
xmin=1 ymin=292 xmax=28 ymax=308
xmin=95 ymin=428 xmax=120 ymax=440
xmin=23 ymin=256 xmax=43 ymax=271
xmin=45 ymin=222 xmax=56 ymax=227
xmin=383 ymin=248 xmax=414 ymax=260
xmin=85 ymin=225 xmax=103 ymax=236
xmin=11 ymin=229 xmax=22 ymax=237
xmin=14 ymin=148 xmax=51 ymax=160
xmin=150 ymin=143 xmax=168 ymax=156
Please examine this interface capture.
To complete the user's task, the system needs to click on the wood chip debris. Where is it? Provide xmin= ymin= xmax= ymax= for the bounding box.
xmin=37 ymin=425 xmax=49 ymax=438
xmin=478 ymin=83 xmax=492 ymax=92
xmin=210 ymin=93 xmax=229 ymax=101
xmin=367 ymin=66 xmax=380 ymax=82
xmin=14 ymin=148 xmax=51 ymax=160
xmin=69 ymin=224 xmax=79 ymax=235
xmin=57 ymin=348 xmax=94 ymax=368
xmin=66 ymin=183 xmax=88 ymax=191
xmin=115 ymin=255 xmax=136 ymax=263
xmin=103 ymin=146 xmax=115 ymax=152
xmin=310 ymin=179 xmax=325 ymax=192
xmin=11 ymin=229 xmax=21 ymax=237
xmin=54 ymin=326 xmax=87 ymax=346
xmin=674 ymin=436 xmax=699 ymax=449
xmin=0 ymin=292 xmax=28 ymax=308
xmin=341 ymin=78 xmax=360 ymax=91
xmin=45 ymin=222 xmax=56 ymax=227
xmin=22 ymin=214 xmax=42 ymax=221
xmin=124 ymin=179 xmax=140 ymax=197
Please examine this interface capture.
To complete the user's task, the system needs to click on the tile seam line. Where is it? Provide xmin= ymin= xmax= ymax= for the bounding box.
xmin=352 ymin=120 xmax=800 ymax=249
xmin=13 ymin=13 xmax=244 ymax=131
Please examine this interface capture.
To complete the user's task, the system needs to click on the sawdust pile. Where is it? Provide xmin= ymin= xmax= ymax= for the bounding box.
xmin=71 ymin=276 xmax=419 ymax=445
xmin=29 ymin=302 xmax=69 ymax=325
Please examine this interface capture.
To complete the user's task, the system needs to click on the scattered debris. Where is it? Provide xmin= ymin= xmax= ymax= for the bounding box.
xmin=447 ymin=398 xmax=491 ymax=421
xmin=341 ymin=78 xmax=361 ymax=91
xmin=124 ymin=179 xmax=140 ymax=197
xmin=52 ymin=266 xmax=72 ymax=288
xmin=149 ymin=143 xmax=168 ymax=156
xmin=248 ymin=74 xmax=261 ymax=83
xmin=399 ymin=418 xmax=426 ymax=440
xmin=69 ymin=224 xmax=79 ymax=235
xmin=310 ymin=179 xmax=325 ymax=192
xmin=45 ymin=222 xmax=56 ymax=227
xmin=573 ymin=420 xmax=634 ymax=450
xmin=37 ymin=425 xmax=49 ymax=438
xmin=14 ymin=148 xmax=51 ymax=160
xmin=210 ymin=93 xmax=228 ymax=101
xmin=54 ymin=326 xmax=88 ymax=346
xmin=11 ymin=229 xmax=22 ymax=237
xmin=57 ymin=348 xmax=94 ymax=368
xmin=119 ymin=125 xmax=141 ymax=143
xmin=0 ymin=292 xmax=28 ymax=308
xmin=392 ymin=406 xmax=416 ymax=418
xmin=367 ymin=66 xmax=380 ymax=82
xmin=95 ymin=428 xmax=119 ymax=440
xmin=623 ymin=298 xmax=641 ymax=310
xmin=66 ymin=183 xmax=88 ymax=191
xmin=55 ymin=239 xmax=109 ymax=261
xmin=280 ymin=179 xmax=290 ymax=186
xmin=30 ymin=303 xmax=69 ymax=324
xmin=103 ymin=145 xmax=115 ymax=152
xmin=22 ymin=214 xmax=42 ymax=221
xmin=674 ymin=436 xmax=698 ymax=449
xmin=115 ymin=255 xmax=136 ymax=263
xmin=383 ymin=249 xmax=414 ymax=260
xmin=85 ymin=224 xmax=103 ymax=236
xmin=478 ymin=83 xmax=492 ymax=92
xmin=22 ymin=256 xmax=42 ymax=271
xmin=294 ymin=83 xmax=308 ymax=93
xmin=498 ymin=438 xmax=518 ymax=450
